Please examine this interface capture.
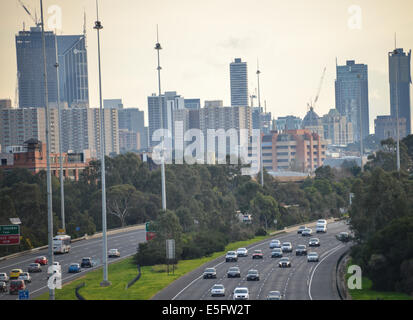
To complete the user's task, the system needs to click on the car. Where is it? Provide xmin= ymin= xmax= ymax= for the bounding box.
xmin=81 ymin=257 xmax=93 ymax=268
xmin=279 ymin=257 xmax=291 ymax=268
xmin=233 ymin=287 xmax=249 ymax=300
xmin=295 ymin=244 xmax=307 ymax=256
xmin=269 ymin=239 xmax=281 ymax=249
xmin=317 ymin=219 xmax=327 ymax=226
xmin=210 ymin=284 xmax=225 ymax=297
xmin=281 ymin=242 xmax=293 ymax=253
xmin=225 ymin=251 xmax=238 ymax=262
xmin=236 ymin=248 xmax=248 ymax=257
xmin=301 ymin=228 xmax=312 ymax=236
xmin=9 ymin=279 xmax=25 ymax=295
xmin=18 ymin=272 xmax=31 ymax=283
xmin=0 ymin=273 xmax=9 ymax=282
xmin=336 ymin=232 xmax=350 ymax=242
xmin=271 ymin=248 xmax=283 ymax=258
xmin=27 ymin=263 xmax=42 ymax=273
xmin=0 ymin=281 xmax=7 ymax=293
xmin=108 ymin=249 xmax=120 ymax=258
xmin=68 ymin=263 xmax=82 ymax=273
xmin=35 ymin=256 xmax=48 ymax=265
xmin=308 ymin=238 xmax=320 ymax=247
xmin=252 ymin=250 xmax=264 ymax=259
xmin=297 ymin=226 xmax=306 ymax=234
xmin=246 ymin=269 xmax=260 ymax=281
xmin=9 ymin=269 xmax=23 ymax=280
xmin=316 ymin=224 xmax=327 ymax=233
xmin=307 ymin=252 xmax=319 ymax=262
xmin=266 ymin=291 xmax=282 ymax=300
xmin=203 ymin=268 xmax=217 ymax=279
xmin=227 ymin=266 xmax=241 ymax=278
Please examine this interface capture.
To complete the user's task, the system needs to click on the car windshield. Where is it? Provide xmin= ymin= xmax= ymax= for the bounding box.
xmin=205 ymin=269 xmax=215 ymax=272
xmin=213 ymin=285 xmax=224 ymax=289
xmin=310 ymin=238 xmax=318 ymax=241
xmin=254 ymin=250 xmax=262 ymax=253
xmin=309 ymin=253 xmax=317 ymax=256
xmin=281 ymin=258 xmax=289 ymax=262
xmin=269 ymin=291 xmax=280 ymax=296
xmin=298 ymin=245 xmax=306 ymax=249
xmin=273 ymin=248 xmax=281 ymax=252
xmin=248 ymin=270 xmax=258 ymax=274
xmin=282 ymin=243 xmax=291 ymax=246
xmin=235 ymin=289 xmax=248 ymax=294
xmin=229 ymin=268 xmax=239 ymax=272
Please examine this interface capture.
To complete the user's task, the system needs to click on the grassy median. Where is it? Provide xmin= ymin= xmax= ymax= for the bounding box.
xmin=36 ymin=234 xmax=273 ymax=300
xmin=345 ymin=260 xmax=412 ymax=300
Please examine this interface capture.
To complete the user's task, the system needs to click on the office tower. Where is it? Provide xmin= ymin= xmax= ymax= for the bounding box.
xmin=104 ymin=99 xmax=123 ymax=109
xmin=252 ymin=107 xmax=272 ymax=134
xmin=16 ymin=27 xmax=58 ymax=108
xmin=389 ymin=48 xmax=412 ymax=135
xmin=90 ymin=108 xmax=119 ymax=156
xmin=322 ymin=109 xmax=354 ymax=146
xmin=302 ymin=107 xmax=324 ymax=139
xmin=57 ymin=35 xmax=89 ymax=108
xmin=118 ymin=108 xmax=146 ymax=149
xmin=335 ymin=60 xmax=370 ymax=141
xmin=0 ymin=99 xmax=12 ymax=109
xmin=275 ymin=116 xmax=303 ymax=131
xmin=230 ymin=58 xmax=248 ymax=106
xmin=374 ymin=115 xmax=407 ymax=141
xmin=184 ymin=99 xmax=201 ymax=110
xmin=16 ymin=27 xmax=89 ymax=108
xmin=119 ymin=129 xmax=140 ymax=153
xmin=205 ymin=100 xmax=223 ymax=108
xmin=147 ymin=91 xmax=184 ymax=147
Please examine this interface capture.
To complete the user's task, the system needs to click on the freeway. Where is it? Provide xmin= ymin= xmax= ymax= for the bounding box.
xmin=153 ymin=220 xmax=349 ymax=300
xmin=0 ymin=227 xmax=146 ymax=300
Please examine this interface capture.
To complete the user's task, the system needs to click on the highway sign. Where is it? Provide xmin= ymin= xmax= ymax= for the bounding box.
xmin=57 ymin=229 xmax=65 ymax=235
xmin=18 ymin=289 xmax=29 ymax=300
xmin=166 ymin=239 xmax=175 ymax=260
xmin=0 ymin=225 xmax=20 ymax=245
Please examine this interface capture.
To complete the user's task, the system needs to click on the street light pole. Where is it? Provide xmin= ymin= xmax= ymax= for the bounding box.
xmin=257 ymin=62 xmax=264 ymax=187
xmin=40 ymin=0 xmax=55 ymax=300
xmin=394 ymin=50 xmax=401 ymax=172
xmin=94 ymin=0 xmax=110 ymax=287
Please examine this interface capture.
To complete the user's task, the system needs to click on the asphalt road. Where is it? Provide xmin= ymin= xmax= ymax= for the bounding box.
xmin=153 ymin=220 xmax=350 ymax=300
xmin=0 ymin=228 xmax=146 ymax=300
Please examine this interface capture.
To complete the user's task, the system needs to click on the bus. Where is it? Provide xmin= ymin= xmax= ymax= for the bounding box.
xmin=53 ymin=235 xmax=71 ymax=254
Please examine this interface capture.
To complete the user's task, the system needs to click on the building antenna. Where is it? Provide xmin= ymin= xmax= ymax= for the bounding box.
xmin=394 ymin=32 xmax=397 ymax=50
xmin=256 ymin=58 xmax=262 ymax=110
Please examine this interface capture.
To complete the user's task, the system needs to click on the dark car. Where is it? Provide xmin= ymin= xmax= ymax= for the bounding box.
xmin=203 ymin=268 xmax=217 ymax=279
xmin=9 ymin=280 xmax=25 ymax=295
xmin=267 ymin=291 xmax=282 ymax=300
xmin=271 ymin=248 xmax=283 ymax=258
xmin=252 ymin=250 xmax=264 ymax=259
xmin=308 ymin=238 xmax=320 ymax=247
xmin=297 ymin=226 xmax=306 ymax=234
xmin=279 ymin=257 xmax=291 ymax=268
xmin=295 ymin=245 xmax=307 ymax=256
xmin=81 ymin=257 xmax=93 ymax=268
xmin=336 ymin=232 xmax=350 ymax=242
xmin=246 ymin=269 xmax=260 ymax=281
xmin=227 ymin=267 xmax=241 ymax=278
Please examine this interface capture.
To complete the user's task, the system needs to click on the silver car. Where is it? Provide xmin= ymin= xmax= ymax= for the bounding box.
xmin=18 ymin=272 xmax=32 ymax=283
xmin=281 ymin=242 xmax=293 ymax=253
xmin=269 ymin=239 xmax=281 ymax=249
xmin=236 ymin=248 xmax=248 ymax=257
xmin=267 ymin=291 xmax=282 ymax=300
xmin=0 ymin=273 xmax=9 ymax=282
xmin=233 ymin=287 xmax=249 ymax=300
xmin=307 ymin=252 xmax=319 ymax=262
xmin=211 ymin=284 xmax=225 ymax=297
xmin=302 ymin=228 xmax=312 ymax=236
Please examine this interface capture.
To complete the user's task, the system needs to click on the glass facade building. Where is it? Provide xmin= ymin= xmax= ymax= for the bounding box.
xmin=230 ymin=58 xmax=248 ymax=107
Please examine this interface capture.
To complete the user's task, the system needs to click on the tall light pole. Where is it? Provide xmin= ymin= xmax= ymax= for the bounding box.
xmin=54 ymin=34 xmax=65 ymax=233
xmin=94 ymin=0 xmax=110 ymax=287
xmin=357 ymin=74 xmax=364 ymax=172
xmin=155 ymin=25 xmax=167 ymax=211
xmin=40 ymin=0 xmax=55 ymax=300
xmin=257 ymin=62 xmax=264 ymax=187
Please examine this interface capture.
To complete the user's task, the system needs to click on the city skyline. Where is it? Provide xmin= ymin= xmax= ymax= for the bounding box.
xmin=0 ymin=0 xmax=412 ymax=134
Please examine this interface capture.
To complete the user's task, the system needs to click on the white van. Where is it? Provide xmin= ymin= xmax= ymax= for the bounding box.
xmin=316 ymin=224 xmax=327 ymax=233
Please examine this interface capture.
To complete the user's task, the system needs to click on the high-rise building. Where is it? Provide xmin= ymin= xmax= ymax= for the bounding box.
xmin=90 ymin=108 xmax=119 ymax=156
xmin=230 ymin=58 xmax=248 ymax=107
xmin=104 ymin=99 xmax=123 ymax=109
xmin=302 ymin=107 xmax=324 ymax=139
xmin=119 ymin=129 xmax=140 ymax=153
xmin=16 ymin=27 xmax=89 ymax=108
xmin=335 ymin=60 xmax=370 ymax=141
xmin=0 ymin=99 xmax=12 ymax=109
xmin=388 ymin=48 xmax=412 ymax=135
xmin=275 ymin=116 xmax=302 ymax=131
xmin=204 ymin=100 xmax=223 ymax=108
xmin=184 ymin=98 xmax=201 ymax=110
xmin=118 ymin=108 xmax=146 ymax=149
xmin=322 ymin=109 xmax=354 ymax=146
xmin=374 ymin=115 xmax=407 ymax=141
xmin=252 ymin=107 xmax=272 ymax=134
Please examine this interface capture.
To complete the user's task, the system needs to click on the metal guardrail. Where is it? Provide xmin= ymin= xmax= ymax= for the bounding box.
xmin=0 ymin=223 xmax=145 ymax=262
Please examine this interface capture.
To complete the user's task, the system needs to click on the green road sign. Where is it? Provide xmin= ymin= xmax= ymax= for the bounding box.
xmin=0 ymin=225 xmax=20 ymax=245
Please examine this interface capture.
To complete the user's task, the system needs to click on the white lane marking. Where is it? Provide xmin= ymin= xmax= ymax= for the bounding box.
xmin=308 ymin=244 xmax=344 ymax=300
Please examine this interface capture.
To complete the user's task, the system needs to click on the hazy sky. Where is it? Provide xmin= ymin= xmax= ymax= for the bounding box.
xmin=1 ymin=0 xmax=412 ymax=133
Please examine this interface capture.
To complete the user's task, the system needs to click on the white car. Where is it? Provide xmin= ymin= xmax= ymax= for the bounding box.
xmin=317 ymin=219 xmax=327 ymax=226
xmin=236 ymin=248 xmax=248 ymax=257
xmin=281 ymin=242 xmax=293 ymax=253
xmin=225 ymin=251 xmax=238 ymax=262
xmin=0 ymin=273 xmax=9 ymax=283
xmin=211 ymin=284 xmax=225 ymax=297
xmin=307 ymin=252 xmax=319 ymax=262
xmin=269 ymin=239 xmax=281 ymax=249
xmin=108 ymin=249 xmax=121 ymax=258
xmin=316 ymin=224 xmax=327 ymax=233
xmin=302 ymin=228 xmax=312 ymax=236
xmin=233 ymin=287 xmax=249 ymax=300
xmin=18 ymin=272 xmax=32 ymax=283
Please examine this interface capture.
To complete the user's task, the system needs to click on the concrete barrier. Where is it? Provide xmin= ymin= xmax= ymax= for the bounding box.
xmin=0 ymin=223 xmax=145 ymax=263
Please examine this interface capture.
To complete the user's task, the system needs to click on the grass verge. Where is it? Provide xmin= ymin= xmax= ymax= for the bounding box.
xmin=345 ymin=259 xmax=412 ymax=300
xmin=36 ymin=233 xmax=274 ymax=300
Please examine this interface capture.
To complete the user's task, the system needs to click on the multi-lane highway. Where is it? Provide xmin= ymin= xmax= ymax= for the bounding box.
xmin=153 ymin=220 xmax=349 ymax=300
xmin=0 ymin=227 xmax=146 ymax=300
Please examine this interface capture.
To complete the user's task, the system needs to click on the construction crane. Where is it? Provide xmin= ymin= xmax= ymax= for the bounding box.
xmin=307 ymin=67 xmax=327 ymax=111
xmin=17 ymin=0 xmax=40 ymax=27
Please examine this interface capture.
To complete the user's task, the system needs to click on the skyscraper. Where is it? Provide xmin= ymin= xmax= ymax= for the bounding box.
xmin=389 ymin=48 xmax=412 ymax=135
xmin=335 ymin=60 xmax=370 ymax=141
xmin=16 ymin=27 xmax=89 ymax=108
xmin=230 ymin=58 xmax=248 ymax=107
